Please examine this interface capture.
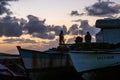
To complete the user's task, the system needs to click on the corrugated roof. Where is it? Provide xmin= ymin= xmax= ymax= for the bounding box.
xmin=95 ymin=19 xmax=120 ymax=29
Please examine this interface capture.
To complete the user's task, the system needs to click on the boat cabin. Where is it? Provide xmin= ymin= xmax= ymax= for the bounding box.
xmin=96 ymin=19 xmax=120 ymax=44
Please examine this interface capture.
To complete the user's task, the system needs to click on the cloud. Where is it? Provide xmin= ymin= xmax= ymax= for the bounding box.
xmin=0 ymin=16 xmax=22 ymax=37
xmin=32 ymin=32 xmax=55 ymax=39
xmin=70 ymin=10 xmax=85 ymax=16
xmin=25 ymin=15 xmax=47 ymax=34
xmin=0 ymin=0 xmax=18 ymax=15
xmin=0 ymin=14 xmax=68 ymax=40
xmin=72 ymin=19 xmax=82 ymax=22
xmin=70 ymin=10 xmax=80 ymax=16
xmin=24 ymin=15 xmax=55 ymax=39
xmin=68 ymin=20 xmax=100 ymax=36
xmin=0 ymin=15 xmax=99 ymax=42
xmin=19 ymin=18 xmax=27 ymax=28
xmin=70 ymin=0 xmax=120 ymax=18
xmin=80 ymin=20 xmax=100 ymax=35
xmin=49 ymin=25 xmax=67 ymax=35
xmin=24 ymin=15 xmax=68 ymax=39
xmin=85 ymin=0 xmax=120 ymax=17
xmin=3 ymin=38 xmax=37 ymax=44
xmin=68 ymin=24 xmax=79 ymax=35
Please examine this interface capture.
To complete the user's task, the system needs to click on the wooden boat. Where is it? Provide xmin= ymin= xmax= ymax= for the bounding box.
xmin=17 ymin=18 xmax=120 ymax=79
xmin=17 ymin=46 xmax=70 ymax=70
xmin=17 ymin=46 xmax=71 ymax=80
xmin=69 ymin=43 xmax=120 ymax=72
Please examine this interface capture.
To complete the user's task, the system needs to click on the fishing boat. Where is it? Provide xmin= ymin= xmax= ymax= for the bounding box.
xmin=17 ymin=46 xmax=70 ymax=70
xmin=17 ymin=19 xmax=120 ymax=80
xmin=69 ymin=43 xmax=120 ymax=72
xmin=69 ymin=19 xmax=120 ymax=73
xmin=16 ymin=45 xmax=74 ymax=80
xmin=16 ymin=30 xmax=79 ymax=80
xmin=17 ymin=30 xmax=71 ymax=71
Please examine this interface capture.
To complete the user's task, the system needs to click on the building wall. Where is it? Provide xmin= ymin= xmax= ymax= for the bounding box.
xmin=96 ymin=29 xmax=120 ymax=44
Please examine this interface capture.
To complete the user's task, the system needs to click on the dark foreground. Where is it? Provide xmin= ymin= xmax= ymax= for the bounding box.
xmin=0 ymin=75 xmax=30 ymax=80
xmin=26 ymin=66 xmax=120 ymax=80
xmin=0 ymin=54 xmax=120 ymax=80
xmin=81 ymin=65 xmax=120 ymax=80
xmin=28 ymin=66 xmax=82 ymax=80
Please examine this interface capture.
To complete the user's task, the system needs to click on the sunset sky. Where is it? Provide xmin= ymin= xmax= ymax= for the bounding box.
xmin=0 ymin=0 xmax=120 ymax=54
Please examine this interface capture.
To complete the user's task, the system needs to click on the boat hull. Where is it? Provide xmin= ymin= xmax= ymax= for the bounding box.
xmin=17 ymin=46 xmax=70 ymax=70
xmin=69 ymin=50 xmax=120 ymax=72
xmin=17 ymin=46 xmax=74 ymax=80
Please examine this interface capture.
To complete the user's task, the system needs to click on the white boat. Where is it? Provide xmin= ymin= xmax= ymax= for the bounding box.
xmin=69 ymin=19 xmax=120 ymax=73
xmin=69 ymin=47 xmax=120 ymax=72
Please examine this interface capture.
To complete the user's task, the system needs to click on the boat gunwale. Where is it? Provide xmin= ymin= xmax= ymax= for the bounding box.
xmin=69 ymin=50 xmax=120 ymax=54
xmin=16 ymin=46 xmax=68 ymax=56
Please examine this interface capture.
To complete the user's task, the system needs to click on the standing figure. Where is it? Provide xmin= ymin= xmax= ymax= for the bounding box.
xmin=59 ymin=30 xmax=65 ymax=45
xmin=85 ymin=32 xmax=91 ymax=43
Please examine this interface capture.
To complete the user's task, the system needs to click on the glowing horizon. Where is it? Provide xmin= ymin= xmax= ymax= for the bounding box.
xmin=0 ymin=0 xmax=120 ymax=54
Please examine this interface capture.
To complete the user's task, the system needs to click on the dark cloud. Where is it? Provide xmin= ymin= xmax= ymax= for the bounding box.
xmin=24 ymin=15 xmax=68 ymax=39
xmin=0 ymin=14 xmax=68 ymax=40
xmin=0 ymin=15 xmax=99 ymax=41
xmin=0 ymin=16 xmax=22 ymax=37
xmin=68 ymin=20 xmax=100 ymax=36
xmin=25 ymin=15 xmax=47 ymax=34
xmin=68 ymin=24 xmax=79 ymax=35
xmin=49 ymin=25 xmax=67 ymax=35
xmin=70 ymin=10 xmax=80 ymax=16
xmin=19 ymin=18 xmax=27 ymax=26
xmin=0 ymin=0 xmax=18 ymax=15
xmin=70 ymin=10 xmax=84 ymax=16
xmin=80 ymin=20 xmax=100 ymax=35
xmin=70 ymin=0 xmax=120 ymax=18
xmin=24 ymin=15 xmax=54 ymax=39
xmin=3 ymin=38 xmax=37 ymax=44
xmin=85 ymin=0 xmax=120 ymax=17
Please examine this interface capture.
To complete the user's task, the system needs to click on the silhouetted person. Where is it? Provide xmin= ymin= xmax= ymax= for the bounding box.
xmin=75 ymin=36 xmax=83 ymax=44
xmin=85 ymin=32 xmax=91 ymax=43
xmin=59 ymin=30 xmax=65 ymax=45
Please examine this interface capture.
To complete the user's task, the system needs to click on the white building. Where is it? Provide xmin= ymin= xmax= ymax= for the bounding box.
xmin=96 ymin=19 xmax=120 ymax=44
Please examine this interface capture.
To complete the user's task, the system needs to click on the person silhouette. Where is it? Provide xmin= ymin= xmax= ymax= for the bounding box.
xmin=59 ymin=30 xmax=65 ymax=45
xmin=75 ymin=36 xmax=83 ymax=44
xmin=85 ymin=32 xmax=91 ymax=43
